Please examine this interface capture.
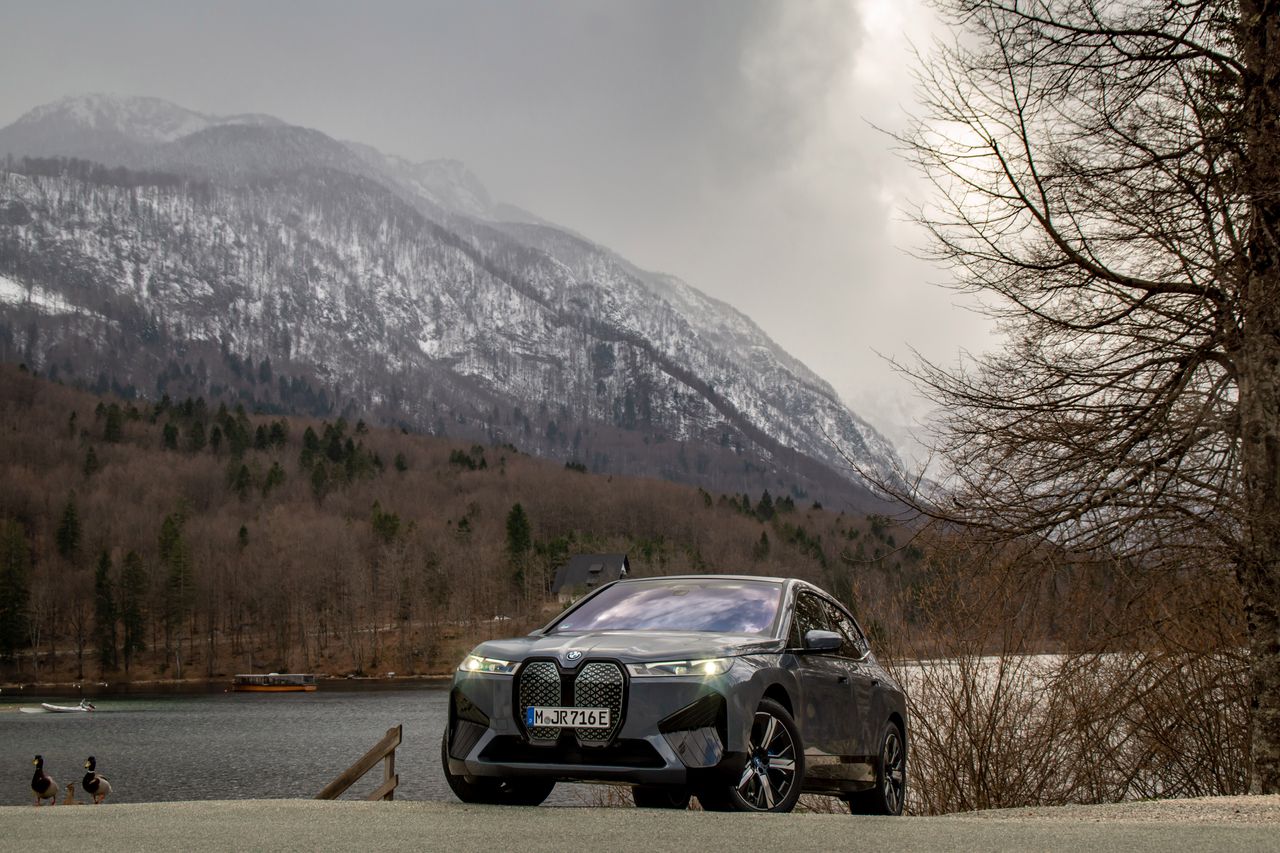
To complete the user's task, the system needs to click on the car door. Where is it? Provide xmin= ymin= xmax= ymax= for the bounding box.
xmin=823 ymin=599 xmax=879 ymax=760
xmin=786 ymin=591 xmax=857 ymax=765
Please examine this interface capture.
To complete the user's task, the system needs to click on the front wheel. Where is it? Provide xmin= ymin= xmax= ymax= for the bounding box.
xmin=698 ymin=698 xmax=804 ymax=813
xmin=846 ymin=721 xmax=906 ymax=815
xmin=440 ymin=728 xmax=555 ymax=806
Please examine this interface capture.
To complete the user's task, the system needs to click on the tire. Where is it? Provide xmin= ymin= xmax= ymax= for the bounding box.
xmin=846 ymin=721 xmax=906 ymax=815
xmin=440 ymin=728 xmax=555 ymax=806
xmin=697 ymin=698 xmax=804 ymax=813
xmin=632 ymin=785 xmax=691 ymax=809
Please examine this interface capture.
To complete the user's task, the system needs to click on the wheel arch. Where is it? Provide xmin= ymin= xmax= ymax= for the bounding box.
xmin=888 ymin=708 xmax=908 ymax=749
xmin=761 ymin=682 xmax=794 ymax=717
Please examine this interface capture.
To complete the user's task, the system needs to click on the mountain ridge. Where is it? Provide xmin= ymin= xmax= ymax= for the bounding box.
xmin=0 ymin=93 xmax=900 ymax=509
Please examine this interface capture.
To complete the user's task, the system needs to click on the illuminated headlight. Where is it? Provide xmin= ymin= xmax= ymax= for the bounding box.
xmin=627 ymin=658 xmax=734 ymax=677
xmin=459 ymin=654 xmax=518 ymax=675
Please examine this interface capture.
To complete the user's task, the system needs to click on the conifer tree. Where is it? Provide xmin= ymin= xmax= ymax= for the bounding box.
xmin=119 ymin=550 xmax=146 ymax=673
xmin=82 ymin=445 xmax=100 ymax=478
xmin=94 ymin=549 xmax=117 ymax=669
xmin=757 ymin=490 xmax=775 ymax=521
xmin=506 ymin=503 xmax=533 ymax=593
xmin=56 ymin=495 xmax=81 ymax=560
xmin=159 ymin=513 xmax=193 ymax=668
xmin=187 ymin=420 xmax=206 ymax=452
xmin=0 ymin=520 xmax=30 ymax=661
xmin=103 ymin=404 xmax=123 ymax=443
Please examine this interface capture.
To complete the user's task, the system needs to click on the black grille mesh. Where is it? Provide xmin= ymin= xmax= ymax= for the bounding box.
xmin=518 ymin=661 xmax=562 ymax=742
xmin=573 ymin=662 xmax=624 ymax=743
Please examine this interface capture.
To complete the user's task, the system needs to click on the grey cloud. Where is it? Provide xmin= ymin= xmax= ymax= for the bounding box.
xmin=0 ymin=1 xmax=993 ymax=458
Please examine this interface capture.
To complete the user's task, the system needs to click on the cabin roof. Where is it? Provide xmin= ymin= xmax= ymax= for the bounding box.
xmin=551 ymin=553 xmax=630 ymax=595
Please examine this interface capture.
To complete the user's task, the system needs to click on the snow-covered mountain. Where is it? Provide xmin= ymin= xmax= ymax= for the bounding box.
xmin=0 ymin=94 xmax=899 ymax=508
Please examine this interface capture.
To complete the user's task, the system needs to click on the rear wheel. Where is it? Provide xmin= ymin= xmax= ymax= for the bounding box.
xmin=632 ymin=785 xmax=691 ymax=809
xmin=440 ymin=728 xmax=555 ymax=806
xmin=697 ymin=698 xmax=804 ymax=813
xmin=846 ymin=721 xmax=906 ymax=815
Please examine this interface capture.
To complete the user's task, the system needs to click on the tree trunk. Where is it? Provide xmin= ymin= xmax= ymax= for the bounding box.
xmin=1238 ymin=0 xmax=1280 ymax=795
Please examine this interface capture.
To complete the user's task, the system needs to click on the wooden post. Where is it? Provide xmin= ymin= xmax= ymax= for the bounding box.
xmin=316 ymin=724 xmax=402 ymax=801
xmin=383 ymin=743 xmax=396 ymax=802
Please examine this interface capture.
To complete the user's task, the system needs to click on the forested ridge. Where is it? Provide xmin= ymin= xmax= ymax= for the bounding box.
xmin=0 ymin=364 xmax=918 ymax=684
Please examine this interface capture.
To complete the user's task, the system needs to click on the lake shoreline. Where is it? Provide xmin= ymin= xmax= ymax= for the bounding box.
xmin=0 ymin=673 xmax=452 ymax=699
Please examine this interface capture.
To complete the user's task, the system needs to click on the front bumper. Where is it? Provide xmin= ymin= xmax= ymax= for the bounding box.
xmin=445 ymin=660 xmax=756 ymax=786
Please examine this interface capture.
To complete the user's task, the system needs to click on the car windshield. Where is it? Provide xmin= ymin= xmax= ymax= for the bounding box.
xmin=551 ymin=579 xmax=783 ymax=635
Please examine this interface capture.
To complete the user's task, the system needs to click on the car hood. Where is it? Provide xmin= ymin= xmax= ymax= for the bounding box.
xmin=473 ymin=631 xmax=783 ymax=667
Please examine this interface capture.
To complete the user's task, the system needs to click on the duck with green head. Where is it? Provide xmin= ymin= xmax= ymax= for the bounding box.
xmin=82 ymin=756 xmax=111 ymax=804
xmin=31 ymin=756 xmax=56 ymax=806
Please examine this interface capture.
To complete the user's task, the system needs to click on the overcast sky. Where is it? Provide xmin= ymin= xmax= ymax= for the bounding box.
xmin=0 ymin=0 xmax=993 ymax=461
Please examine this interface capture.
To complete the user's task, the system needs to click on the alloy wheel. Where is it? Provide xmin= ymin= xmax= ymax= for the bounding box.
xmin=882 ymin=727 xmax=905 ymax=814
xmin=734 ymin=707 xmax=799 ymax=810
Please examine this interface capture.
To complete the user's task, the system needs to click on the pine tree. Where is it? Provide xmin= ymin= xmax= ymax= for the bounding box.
xmin=103 ymin=404 xmax=123 ymax=443
xmin=119 ymin=550 xmax=146 ymax=673
xmin=506 ymin=503 xmax=533 ymax=592
xmin=94 ymin=550 xmax=118 ymax=670
xmin=753 ymin=531 xmax=771 ymax=561
xmin=0 ymin=520 xmax=31 ymax=661
xmin=757 ymin=490 xmax=775 ymax=521
xmin=310 ymin=463 xmax=329 ymax=503
xmin=262 ymin=461 xmax=285 ymax=496
xmin=506 ymin=503 xmax=532 ymax=557
xmin=268 ymin=420 xmax=287 ymax=448
xmin=159 ymin=513 xmax=193 ymax=670
xmin=187 ymin=420 xmax=206 ymax=452
xmin=231 ymin=464 xmax=252 ymax=500
xmin=83 ymin=446 xmax=100 ymax=478
xmin=56 ymin=496 xmax=82 ymax=560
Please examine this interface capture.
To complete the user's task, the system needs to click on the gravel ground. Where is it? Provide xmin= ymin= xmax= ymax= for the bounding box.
xmin=953 ymin=794 xmax=1280 ymax=824
xmin=2 ymin=797 xmax=1279 ymax=853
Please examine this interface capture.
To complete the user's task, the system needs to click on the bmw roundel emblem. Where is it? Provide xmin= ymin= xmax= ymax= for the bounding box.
xmin=566 ymin=650 xmax=583 ymax=661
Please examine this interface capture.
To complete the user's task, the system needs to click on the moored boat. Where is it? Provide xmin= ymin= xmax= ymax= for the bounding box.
xmin=232 ymin=673 xmax=317 ymax=692
xmin=40 ymin=699 xmax=95 ymax=712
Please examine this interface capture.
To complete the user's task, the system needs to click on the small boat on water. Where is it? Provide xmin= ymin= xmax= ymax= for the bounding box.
xmin=232 ymin=673 xmax=317 ymax=692
xmin=39 ymin=699 xmax=95 ymax=713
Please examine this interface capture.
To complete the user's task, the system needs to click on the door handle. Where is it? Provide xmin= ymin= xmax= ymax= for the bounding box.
xmin=837 ymin=675 xmax=849 ymax=684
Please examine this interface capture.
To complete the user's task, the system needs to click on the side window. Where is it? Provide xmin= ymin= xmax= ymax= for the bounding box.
xmin=788 ymin=592 xmax=832 ymax=649
xmin=824 ymin=600 xmax=870 ymax=658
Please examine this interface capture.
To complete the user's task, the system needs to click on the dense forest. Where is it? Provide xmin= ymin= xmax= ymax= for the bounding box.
xmin=0 ymin=365 xmax=921 ymax=684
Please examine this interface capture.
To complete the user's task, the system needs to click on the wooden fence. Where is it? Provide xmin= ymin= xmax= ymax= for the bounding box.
xmin=316 ymin=724 xmax=402 ymax=801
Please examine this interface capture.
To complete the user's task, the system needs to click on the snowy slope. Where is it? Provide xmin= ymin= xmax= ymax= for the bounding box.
xmin=0 ymin=94 xmax=902 ymax=503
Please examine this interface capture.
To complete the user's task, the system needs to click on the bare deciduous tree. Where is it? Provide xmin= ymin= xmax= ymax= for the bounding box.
xmin=894 ymin=0 xmax=1280 ymax=792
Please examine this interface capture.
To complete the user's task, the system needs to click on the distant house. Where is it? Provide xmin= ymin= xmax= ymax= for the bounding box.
xmin=552 ymin=554 xmax=630 ymax=603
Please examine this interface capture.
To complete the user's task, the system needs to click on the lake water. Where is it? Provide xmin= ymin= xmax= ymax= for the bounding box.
xmin=1 ymin=686 xmax=595 ymax=807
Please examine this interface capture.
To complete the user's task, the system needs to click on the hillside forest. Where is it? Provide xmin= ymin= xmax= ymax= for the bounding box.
xmin=0 ymin=365 xmax=922 ymax=683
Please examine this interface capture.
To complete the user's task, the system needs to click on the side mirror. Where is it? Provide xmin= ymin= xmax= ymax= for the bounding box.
xmin=802 ymin=629 xmax=843 ymax=653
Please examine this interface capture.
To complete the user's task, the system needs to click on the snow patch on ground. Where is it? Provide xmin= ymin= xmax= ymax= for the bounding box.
xmin=0 ymin=275 xmax=78 ymax=314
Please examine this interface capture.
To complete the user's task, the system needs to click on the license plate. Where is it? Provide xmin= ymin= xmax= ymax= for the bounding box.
xmin=526 ymin=706 xmax=611 ymax=728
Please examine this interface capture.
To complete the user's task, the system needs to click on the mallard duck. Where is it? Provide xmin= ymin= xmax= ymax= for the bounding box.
xmin=31 ymin=755 xmax=56 ymax=806
xmin=62 ymin=781 xmax=83 ymax=805
xmin=82 ymin=756 xmax=111 ymax=804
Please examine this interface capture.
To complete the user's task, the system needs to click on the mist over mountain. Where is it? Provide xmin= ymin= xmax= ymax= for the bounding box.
xmin=0 ymin=93 xmax=900 ymax=509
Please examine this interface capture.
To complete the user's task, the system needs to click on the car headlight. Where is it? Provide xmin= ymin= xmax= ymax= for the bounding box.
xmin=627 ymin=658 xmax=734 ymax=677
xmin=459 ymin=654 xmax=518 ymax=675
